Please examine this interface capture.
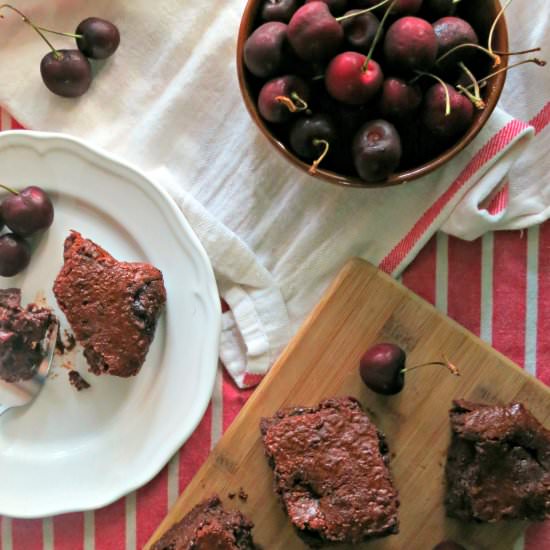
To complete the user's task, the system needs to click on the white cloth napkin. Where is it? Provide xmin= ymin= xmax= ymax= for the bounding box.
xmin=0 ymin=0 xmax=547 ymax=387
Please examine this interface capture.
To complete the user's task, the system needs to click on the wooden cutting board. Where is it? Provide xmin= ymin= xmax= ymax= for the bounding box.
xmin=146 ymin=259 xmax=550 ymax=550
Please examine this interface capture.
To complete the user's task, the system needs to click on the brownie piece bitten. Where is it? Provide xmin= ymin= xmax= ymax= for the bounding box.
xmin=260 ymin=396 xmax=399 ymax=547
xmin=445 ymin=400 xmax=550 ymax=522
xmin=150 ymin=495 xmax=257 ymax=550
xmin=53 ymin=231 xmax=166 ymax=377
xmin=0 ymin=288 xmax=56 ymax=382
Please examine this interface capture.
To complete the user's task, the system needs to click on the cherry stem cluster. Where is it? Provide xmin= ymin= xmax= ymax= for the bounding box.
xmin=0 ymin=3 xmax=62 ymax=59
xmin=457 ymin=62 xmax=485 ymax=110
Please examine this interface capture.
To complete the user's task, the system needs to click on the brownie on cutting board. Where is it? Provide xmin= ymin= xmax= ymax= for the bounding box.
xmin=445 ymin=399 xmax=550 ymax=522
xmin=260 ymin=396 xmax=399 ymax=547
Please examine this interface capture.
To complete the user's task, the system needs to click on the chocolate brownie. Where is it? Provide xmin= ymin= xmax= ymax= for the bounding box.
xmin=260 ymin=396 xmax=399 ymax=547
xmin=150 ymin=495 xmax=256 ymax=550
xmin=0 ymin=288 xmax=55 ymax=382
xmin=445 ymin=400 xmax=550 ymax=522
xmin=68 ymin=371 xmax=91 ymax=391
xmin=53 ymin=232 xmax=166 ymax=377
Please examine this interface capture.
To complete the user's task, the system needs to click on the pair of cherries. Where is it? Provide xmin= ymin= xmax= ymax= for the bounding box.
xmin=1 ymin=5 xmax=120 ymax=97
xmin=0 ymin=185 xmax=54 ymax=277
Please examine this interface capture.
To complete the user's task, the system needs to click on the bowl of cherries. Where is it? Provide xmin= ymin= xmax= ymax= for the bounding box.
xmin=237 ymin=0 xmax=524 ymax=187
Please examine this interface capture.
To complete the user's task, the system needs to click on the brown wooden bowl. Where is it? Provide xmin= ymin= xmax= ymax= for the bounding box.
xmin=237 ymin=1 xmax=509 ymax=188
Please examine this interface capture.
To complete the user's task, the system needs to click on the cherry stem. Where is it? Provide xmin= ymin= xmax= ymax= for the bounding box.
xmin=488 ymin=0 xmax=513 ymax=60
xmin=308 ymin=139 xmax=329 ymax=175
xmin=401 ymin=357 xmax=460 ymax=377
xmin=413 ymin=71 xmax=451 ymax=116
xmin=275 ymin=93 xmax=308 ymax=113
xmin=0 ymin=183 xmax=19 ymax=195
xmin=465 ymin=58 xmax=546 ymax=90
xmin=336 ymin=0 xmax=391 ymax=22
xmin=35 ymin=26 xmax=82 ymax=39
xmin=362 ymin=0 xmax=395 ymax=72
xmin=436 ymin=43 xmax=501 ymax=68
xmin=0 ymin=4 xmax=61 ymax=59
xmin=458 ymin=62 xmax=485 ymax=109
xmin=494 ymin=47 xmax=541 ymax=56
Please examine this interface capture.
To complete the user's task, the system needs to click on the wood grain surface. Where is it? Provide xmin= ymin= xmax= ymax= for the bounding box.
xmin=146 ymin=258 xmax=550 ymax=550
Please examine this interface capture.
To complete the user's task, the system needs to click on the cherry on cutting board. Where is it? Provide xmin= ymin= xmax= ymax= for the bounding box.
xmin=0 ymin=234 xmax=31 ymax=277
xmin=359 ymin=342 xmax=460 ymax=394
xmin=76 ymin=17 xmax=120 ymax=60
xmin=0 ymin=185 xmax=54 ymax=237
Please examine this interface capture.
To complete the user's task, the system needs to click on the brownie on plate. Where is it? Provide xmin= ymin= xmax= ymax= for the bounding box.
xmin=150 ymin=495 xmax=256 ymax=550
xmin=0 ymin=288 xmax=55 ymax=382
xmin=53 ymin=231 xmax=166 ymax=377
xmin=445 ymin=399 xmax=550 ymax=522
xmin=260 ymin=396 xmax=399 ymax=547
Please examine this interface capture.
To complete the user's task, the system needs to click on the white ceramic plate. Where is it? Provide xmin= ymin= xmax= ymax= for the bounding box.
xmin=0 ymin=131 xmax=221 ymax=518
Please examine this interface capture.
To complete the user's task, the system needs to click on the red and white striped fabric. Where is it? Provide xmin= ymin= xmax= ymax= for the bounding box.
xmin=0 ymin=110 xmax=549 ymax=549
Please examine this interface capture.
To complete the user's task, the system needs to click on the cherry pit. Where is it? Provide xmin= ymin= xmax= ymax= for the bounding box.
xmin=0 ymin=4 xmax=120 ymax=97
xmin=244 ymin=0 xmax=545 ymax=183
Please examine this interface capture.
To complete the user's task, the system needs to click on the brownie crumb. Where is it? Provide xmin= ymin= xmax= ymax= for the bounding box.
xmin=238 ymin=488 xmax=248 ymax=502
xmin=228 ymin=492 xmax=236 ymax=499
xmin=68 ymin=371 xmax=91 ymax=391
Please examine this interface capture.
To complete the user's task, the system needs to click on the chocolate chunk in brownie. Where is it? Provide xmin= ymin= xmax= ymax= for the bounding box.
xmin=68 ymin=371 xmax=91 ymax=391
xmin=445 ymin=400 xmax=550 ymax=522
xmin=53 ymin=231 xmax=166 ymax=377
xmin=0 ymin=288 xmax=56 ymax=382
xmin=150 ymin=495 xmax=257 ymax=550
xmin=260 ymin=396 xmax=399 ymax=546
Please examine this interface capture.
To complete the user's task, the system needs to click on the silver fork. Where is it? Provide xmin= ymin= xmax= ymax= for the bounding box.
xmin=0 ymin=321 xmax=59 ymax=417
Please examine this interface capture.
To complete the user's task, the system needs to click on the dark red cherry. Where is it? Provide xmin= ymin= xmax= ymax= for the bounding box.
xmin=258 ymin=75 xmax=310 ymax=123
xmin=383 ymin=16 xmax=438 ymax=73
xmin=433 ymin=16 xmax=479 ymax=69
xmin=287 ymin=2 xmax=343 ymax=62
xmin=379 ymin=77 xmax=422 ymax=119
xmin=40 ymin=49 xmax=92 ymax=98
xmin=289 ymin=114 xmax=336 ymax=160
xmin=353 ymin=120 xmax=402 ymax=182
xmin=341 ymin=10 xmax=380 ymax=53
xmin=1 ymin=185 xmax=54 ymax=237
xmin=422 ymin=83 xmax=473 ymax=137
xmin=423 ymin=0 xmax=458 ymax=19
xmin=0 ymin=234 xmax=31 ymax=277
xmin=244 ymin=22 xmax=288 ymax=78
xmin=359 ymin=343 xmax=406 ymax=394
xmin=261 ymin=0 xmax=300 ymax=22
xmin=325 ymin=52 xmax=383 ymax=105
xmin=76 ymin=17 xmax=120 ymax=60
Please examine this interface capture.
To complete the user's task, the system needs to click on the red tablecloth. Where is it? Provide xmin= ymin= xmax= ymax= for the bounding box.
xmin=0 ymin=111 xmax=549 ymax=550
